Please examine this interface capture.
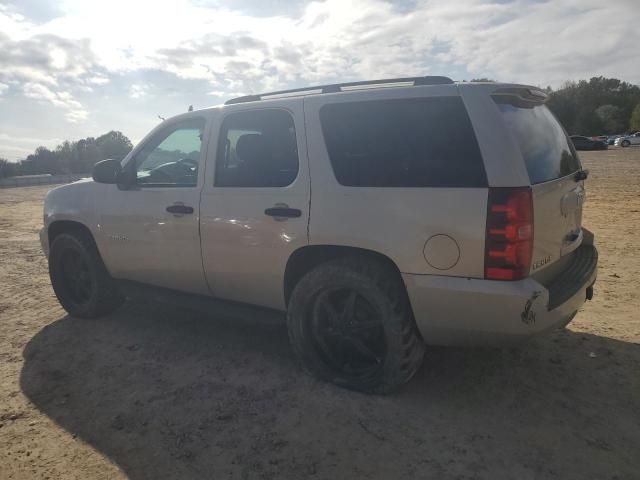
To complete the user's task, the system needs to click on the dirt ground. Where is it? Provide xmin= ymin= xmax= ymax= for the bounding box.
xmin=1 ymin=148 xmax=639 ymax=480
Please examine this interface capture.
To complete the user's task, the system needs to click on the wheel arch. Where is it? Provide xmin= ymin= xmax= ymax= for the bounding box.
xmin=283 ymin=244 xmax=405 ymax=305
xmin=48 ymin=220 xmax=96 ymax=246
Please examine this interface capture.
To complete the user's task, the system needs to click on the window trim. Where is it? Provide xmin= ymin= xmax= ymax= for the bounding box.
xmin=213 ymin=107 xmax=300 ymax=188
xmin=124 ymin=117 xmax=206 ymax=189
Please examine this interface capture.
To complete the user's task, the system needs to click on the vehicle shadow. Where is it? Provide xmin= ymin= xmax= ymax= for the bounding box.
xmin=21 ymin=301 xmax=640 ymax=479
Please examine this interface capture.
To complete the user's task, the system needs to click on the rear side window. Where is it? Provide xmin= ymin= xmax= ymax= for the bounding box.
xmin=494 ymin=99 xmax=580 ymax=184
xmin=319 ymin=97 xmax=486 ymax=187
xmin=215 ymin=109 xmax=299 ymax=187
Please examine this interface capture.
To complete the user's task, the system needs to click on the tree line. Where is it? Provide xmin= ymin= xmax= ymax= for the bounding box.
xmin=2 ymin=76 xmax=640 ymax=179
xmin=546 ymin=77 xmax=640 ymax=135
xmin=0 ymin=131 xmax=133 ymax=178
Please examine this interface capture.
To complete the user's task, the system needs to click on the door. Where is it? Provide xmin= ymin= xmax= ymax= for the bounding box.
xmin=98 ymin=115 xmax=211 ymax=295
xmin=200 ymin=100 xmax=310 ymax=310
xmin=493 ymin=98 xmax=584 ymax=272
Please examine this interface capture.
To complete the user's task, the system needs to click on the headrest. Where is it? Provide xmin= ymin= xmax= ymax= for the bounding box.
xmin=236 ymin=134 xmax=266 ymax=162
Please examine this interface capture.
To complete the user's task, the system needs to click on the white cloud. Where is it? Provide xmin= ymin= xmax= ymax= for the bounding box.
xmin=2 ymin=0 xmax=639 ymax=96
xmin=129 ymin=84 xmax=150 ymax=99
xmin=0 ymin=133 xmax=64 ymax=161
xmin=0 ymin=0 xmax=639 ymax=158
xmin=23 ymin=82 xmax=88 ymax=122
xmin=87 ymin=75 xmax=109 ymax=85
xmin=0 ymin=82 xmax=8 ymax=96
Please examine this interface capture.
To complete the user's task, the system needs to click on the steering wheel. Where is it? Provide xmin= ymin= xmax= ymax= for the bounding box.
xmin=177 ymin=158 xmax=198 ymax=169
xmin=144 ymin=167 xmax=173 ymax=183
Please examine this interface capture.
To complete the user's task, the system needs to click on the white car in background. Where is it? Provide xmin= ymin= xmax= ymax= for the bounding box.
xmin=614 ymin=132 xmax=640 ymax=147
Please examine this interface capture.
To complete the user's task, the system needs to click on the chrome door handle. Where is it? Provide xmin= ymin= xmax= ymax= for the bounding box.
xmin=166 ymin=205 xmax=194 ymax=214
xmin=264 ymin=207 xmax=301 ymax=218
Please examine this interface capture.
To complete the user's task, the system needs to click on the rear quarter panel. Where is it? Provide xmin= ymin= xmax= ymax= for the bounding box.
xmin=304 ymin=86 xmax=488 ymax=277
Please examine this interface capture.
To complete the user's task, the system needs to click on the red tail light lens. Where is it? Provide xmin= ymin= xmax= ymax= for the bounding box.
xmin=485 ymin=187 xmax=533 ymax=281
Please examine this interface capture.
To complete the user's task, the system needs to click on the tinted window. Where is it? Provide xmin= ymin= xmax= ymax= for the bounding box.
xmin=319 ymin=97 xmax=486 ymax=187
xmin=215 ymin=109 xmax=298 ymax=187
xmin=134 ymin=118 xmax=204 ymax=187
xmin=495 ymin=99 xmax=580 ymax=184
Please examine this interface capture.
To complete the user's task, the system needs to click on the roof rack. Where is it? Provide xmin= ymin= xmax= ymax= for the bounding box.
xmin=224 ymin=76 xmax=454 ymax=105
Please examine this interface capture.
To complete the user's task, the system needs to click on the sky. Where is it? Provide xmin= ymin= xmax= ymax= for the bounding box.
xmin=1 ymin=0 xmax=639 ymax=161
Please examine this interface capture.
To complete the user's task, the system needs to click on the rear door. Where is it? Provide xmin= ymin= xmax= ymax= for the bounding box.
xmin=199 ymin=99 xmax=310 ymax=310
xmin=492 ymin=94 xmax=584 ymax=274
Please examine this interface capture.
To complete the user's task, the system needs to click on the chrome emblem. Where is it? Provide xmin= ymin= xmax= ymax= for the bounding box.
xmin=108 ymin=234 xmax=128 ymax=241
xmin=532 ymin=255 xmax=552 ymax=270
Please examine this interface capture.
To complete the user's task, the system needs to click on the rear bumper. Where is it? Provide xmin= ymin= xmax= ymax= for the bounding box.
xmin=403 ymin=244 xmax=598 ymax=346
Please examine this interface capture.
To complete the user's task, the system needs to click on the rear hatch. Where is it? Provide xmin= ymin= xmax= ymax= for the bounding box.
xmin=493 ymin=90 xmax=585 ymax=277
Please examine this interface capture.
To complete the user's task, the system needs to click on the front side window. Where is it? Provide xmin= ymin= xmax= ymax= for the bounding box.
xmin=319 ymin=97 xmax=487 ymax=187
xmin=215 ymin=109 xmax=298 ymax=187
xmin=133 ymin=118 xmax=205 ymax=186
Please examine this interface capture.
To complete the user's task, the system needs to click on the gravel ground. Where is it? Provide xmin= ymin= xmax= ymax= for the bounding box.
xmin=1 ymin=148 xmax=639 ymax=480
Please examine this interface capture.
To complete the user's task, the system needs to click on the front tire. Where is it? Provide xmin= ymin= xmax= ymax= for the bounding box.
xmin=49 ymin=231 xmax=123 ymax=318
xmin=287 ymin=257 xmax=425 ymax=394
xmin=621 ymin=140 xmax=630 ymax=147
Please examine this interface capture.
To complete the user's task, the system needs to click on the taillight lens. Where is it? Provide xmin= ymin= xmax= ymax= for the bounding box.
xmin=485 ymin=187 xmax=533 ymax=281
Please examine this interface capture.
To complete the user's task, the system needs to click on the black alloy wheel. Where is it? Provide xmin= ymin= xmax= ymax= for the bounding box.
xmin=310 ymin=287 xmax=386 ymax=378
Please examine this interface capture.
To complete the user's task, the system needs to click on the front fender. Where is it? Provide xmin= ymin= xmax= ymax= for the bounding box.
xmin=43 ymin=179 xmax=104 ymax=245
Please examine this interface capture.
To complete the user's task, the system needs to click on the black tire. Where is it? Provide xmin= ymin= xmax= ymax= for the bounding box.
xmin=287 ymin=256 xmax=425 ymax=394
xmin=49 ymin=231 xmax=123 ymax=318
xmin=621 ymin=140 xmax=630 ymax=147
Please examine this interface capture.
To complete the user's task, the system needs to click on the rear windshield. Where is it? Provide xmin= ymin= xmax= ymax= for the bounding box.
xmin=494 ymin=99 xmax=580 ymax=184
xmin=319 ymin=97 xmax=487 ymax=187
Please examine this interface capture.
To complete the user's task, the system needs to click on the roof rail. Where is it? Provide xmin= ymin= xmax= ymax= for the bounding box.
xmin=224 ymin=76 xmax=454 ymax=105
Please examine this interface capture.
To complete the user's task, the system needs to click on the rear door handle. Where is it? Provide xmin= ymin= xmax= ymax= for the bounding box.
xmin=264 ymin=207 xmax=302 ymax=218
xmin=166 ymin=205 xmax=194 ymax=214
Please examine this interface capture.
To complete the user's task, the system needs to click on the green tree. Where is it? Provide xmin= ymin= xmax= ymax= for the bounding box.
xmin=11 ymin=131 xmax=134 ymax=176
xmin=547 ymin=77 xmax=640 ymax=135
xmin=596 ymin=104 xmax=625 ymax=134
xmin=0 ymin=158 xmax=19 ymax=178
xmin=630 ymin=104 xmax=640 ymax=132
xmin=96 ymin=130 xmax=133 ymax=161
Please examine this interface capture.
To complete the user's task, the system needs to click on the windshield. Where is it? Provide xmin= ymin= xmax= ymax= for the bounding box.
xmin=495 ymin=99 xmax=581 ymax=184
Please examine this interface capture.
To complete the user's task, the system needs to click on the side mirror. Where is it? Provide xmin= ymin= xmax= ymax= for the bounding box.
xmin=92 ymin=159 xmax=122 ymax=184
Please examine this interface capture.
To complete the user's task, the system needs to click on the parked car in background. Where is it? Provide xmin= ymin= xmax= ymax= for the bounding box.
xmin=607 ymin=135 xmax=622 ymax=145
xmin=614 ymin=132 xmax=640 ymax=147
xmin=570 ymin=135 xmax=608 ymax=150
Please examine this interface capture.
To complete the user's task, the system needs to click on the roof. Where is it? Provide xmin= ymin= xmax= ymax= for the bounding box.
xmin=224 ymin=76 xmax=455 ymax=105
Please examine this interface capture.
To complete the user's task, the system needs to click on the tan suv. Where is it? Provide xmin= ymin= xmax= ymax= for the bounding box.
xmin=40 ymin=77 xmax=598 ymax=393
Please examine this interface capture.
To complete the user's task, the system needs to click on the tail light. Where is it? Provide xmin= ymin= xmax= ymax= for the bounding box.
xmin=485 ymin=187 xmax=533 ymax=281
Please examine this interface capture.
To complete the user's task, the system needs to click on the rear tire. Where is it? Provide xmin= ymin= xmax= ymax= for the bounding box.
xmin=287 ymin=257 xmax=425 ymax=394
xmin=49 ymin=231 xmax=123 ymax=318
xmin=621 ymin=140 xmax=630 ymax=147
